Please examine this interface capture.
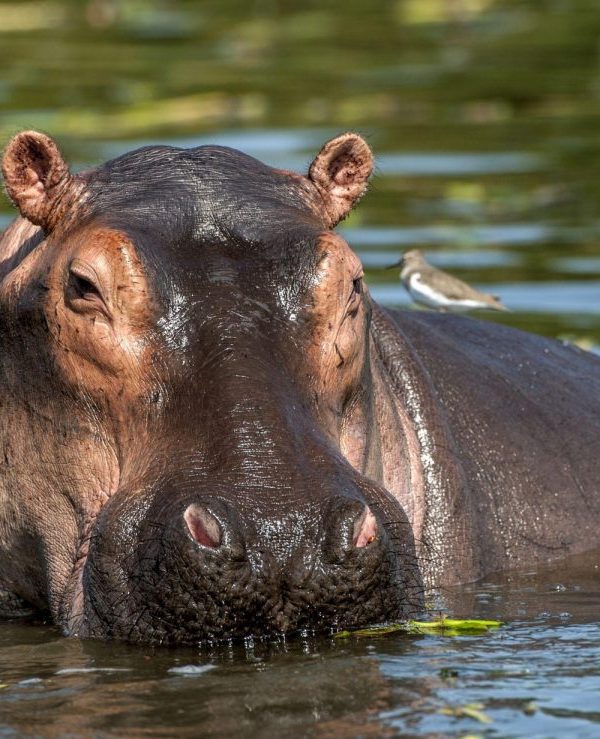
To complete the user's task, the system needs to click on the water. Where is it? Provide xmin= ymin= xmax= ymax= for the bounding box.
xmin=2 ymin=0 xmax=600 ymax=735
xmin=1 ymin=550 xmax=599 ymax=737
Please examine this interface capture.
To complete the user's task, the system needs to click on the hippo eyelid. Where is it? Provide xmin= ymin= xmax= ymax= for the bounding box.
xmin=67 ymin=259 xmax=110 ymax=318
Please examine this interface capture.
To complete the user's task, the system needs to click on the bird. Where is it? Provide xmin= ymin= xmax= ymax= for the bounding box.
xmin=389 ymin=249 xmax=508 ymax=312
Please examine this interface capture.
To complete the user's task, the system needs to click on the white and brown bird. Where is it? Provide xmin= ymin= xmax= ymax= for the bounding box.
xmin=390 ymin=249 xmax=508 ymax=312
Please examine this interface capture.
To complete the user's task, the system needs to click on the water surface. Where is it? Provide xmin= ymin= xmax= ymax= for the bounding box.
xmin=1 ymin=550 xmax=599 ymax=737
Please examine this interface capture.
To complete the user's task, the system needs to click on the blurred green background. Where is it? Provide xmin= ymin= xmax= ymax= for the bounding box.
xmin=2 ymin=0 xmax=600 ymax=344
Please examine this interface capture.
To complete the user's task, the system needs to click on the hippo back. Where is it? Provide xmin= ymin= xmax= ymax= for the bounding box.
xmin=376 ymin=307 xmax=600 ymax=581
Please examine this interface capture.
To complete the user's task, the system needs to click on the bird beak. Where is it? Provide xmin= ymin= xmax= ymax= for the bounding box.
xmin=385 ymin=258 xmax=404 ymax=270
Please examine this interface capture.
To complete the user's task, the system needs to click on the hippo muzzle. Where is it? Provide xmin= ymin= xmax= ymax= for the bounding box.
xmin=77 ymin=474 xmax=420 ymax=644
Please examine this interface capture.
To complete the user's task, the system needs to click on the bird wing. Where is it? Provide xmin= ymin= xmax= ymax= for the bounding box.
xmin=425 ymin=266 xmax=501 ymax=305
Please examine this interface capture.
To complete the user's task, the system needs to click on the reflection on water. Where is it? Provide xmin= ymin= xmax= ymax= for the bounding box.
xmin=375 ymin=151 xmax=543 ymax=176
xmin=360 ymin=248 xmax=520 ymax=269
xmin=343 ymin=222 xmax=554 ymax=247
xmin=2 ymin=0 xmax=600 ymax=735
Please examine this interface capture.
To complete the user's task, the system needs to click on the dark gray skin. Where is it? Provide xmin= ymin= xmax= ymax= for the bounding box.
xmin=1 ymin=130 xmax=599 ymax=645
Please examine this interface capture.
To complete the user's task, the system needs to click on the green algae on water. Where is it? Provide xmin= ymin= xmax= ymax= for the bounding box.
xmin=335 ymin=617 xmax=503 ymax=639
xmin=439 ymin=702 xmax=492 ymax=724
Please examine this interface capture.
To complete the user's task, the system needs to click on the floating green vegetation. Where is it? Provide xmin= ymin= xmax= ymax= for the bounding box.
xmin=335 ymin=617 xmax=503 ymax=639
xmin=439 ymin=702 xmax=492 ymax=724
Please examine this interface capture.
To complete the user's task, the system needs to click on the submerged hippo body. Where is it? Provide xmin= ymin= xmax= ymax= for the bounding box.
xmin=1 ymin=131 xmax=599 ymax=644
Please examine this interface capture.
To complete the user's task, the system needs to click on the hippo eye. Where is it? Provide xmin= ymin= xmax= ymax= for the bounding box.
xmin=66 ymin=260 xmax=110 ymax=318
xmin=71 ymin=274 xmax=98 ymax=300
xmin=346 ymin=275 xmax=363 ymax=318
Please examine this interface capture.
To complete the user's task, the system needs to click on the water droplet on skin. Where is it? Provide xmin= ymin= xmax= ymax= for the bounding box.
xmin=168 ymin=664 xmax=215 ymax=676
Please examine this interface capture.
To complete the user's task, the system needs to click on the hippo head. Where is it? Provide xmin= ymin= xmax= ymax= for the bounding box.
xmin=0 ymin=131 xmax=421 ymax=644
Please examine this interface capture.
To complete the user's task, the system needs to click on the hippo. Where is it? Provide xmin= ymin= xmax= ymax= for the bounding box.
xmin=1 ymin=130 xmax=600 ymax=644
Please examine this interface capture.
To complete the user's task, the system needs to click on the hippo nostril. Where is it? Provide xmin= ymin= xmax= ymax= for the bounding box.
xmin=353 ymin=505 xmax=378 ymax=548
xmin=184 ymin=504 xmax=222 ymax=548
xmin=324 ymin=499 xmax=379 ymax=562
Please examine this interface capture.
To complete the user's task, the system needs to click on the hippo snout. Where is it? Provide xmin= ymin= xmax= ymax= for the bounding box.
xmin=77 ymin=485 xmax=422 ymax=645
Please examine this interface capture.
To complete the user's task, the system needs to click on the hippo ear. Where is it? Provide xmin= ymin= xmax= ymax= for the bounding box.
xmin=2 ymin=131 xmax=72 ymax=231
xmin=308 ymin=133 xmax=374 ymax=228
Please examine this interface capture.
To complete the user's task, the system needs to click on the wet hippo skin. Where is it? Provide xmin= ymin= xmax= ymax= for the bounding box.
xmin=1 ymin=131 xmax=599 ymax=644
